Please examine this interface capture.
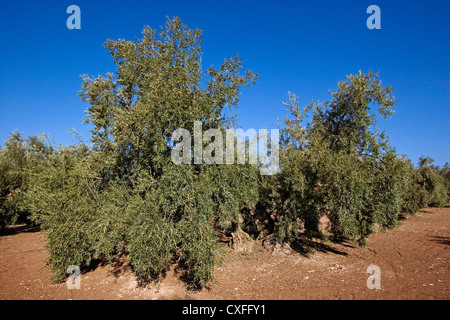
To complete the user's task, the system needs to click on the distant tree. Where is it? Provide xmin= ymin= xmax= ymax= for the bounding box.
xmin=419 ymin=157 xmax=447 ymax=206
xmin=0 ymin=131 xmax=52 ymax=230
xmin=401 ymin=157 xmax=448 ymax=216
xmin=438 ymin=162 xmax=450 ymax=198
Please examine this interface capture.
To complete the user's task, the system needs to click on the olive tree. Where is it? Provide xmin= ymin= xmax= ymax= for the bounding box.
xmin=31 ymin=17 xmax=258 ymax=287
xmin=264 ymin=71 xmax=410 ymax=246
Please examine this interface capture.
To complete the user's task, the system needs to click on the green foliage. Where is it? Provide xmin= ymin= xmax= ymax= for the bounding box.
xmin=24 ymin=17 xmax=258 ymax=287
xmin=24 ymin=144 xmax=103 ymax=281
xmin=265 ymin=71 xmax=410 ymax=247
xmin=419 ymin=159 xmax=448 ymax=208
xmin=400 ymin=160 xmax=428 ymax=215
xmin=400 ymin=157 xmax=448 ymax=216
xmin=0 ymin=131 xmax=52 ymax=230
xmin=438 ymin=163 xmax=450 ymax=198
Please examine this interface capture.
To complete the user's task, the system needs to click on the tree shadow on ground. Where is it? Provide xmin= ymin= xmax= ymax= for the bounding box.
xmin=428 ymin=236 xmax=450 ymax=246
xmin=0 ymin=224 xmax=40 ymax=236
xmin=173 ymin=259 xmax=208 ymax=291
xmin=82 ymin=254 xmax=132 ymax=278
xmin=290 ymin=238 xmax=349 ymax=257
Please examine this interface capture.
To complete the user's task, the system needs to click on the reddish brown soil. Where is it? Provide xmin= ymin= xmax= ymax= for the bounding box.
xmin=0 ymin=206 xmax=448 ymax=300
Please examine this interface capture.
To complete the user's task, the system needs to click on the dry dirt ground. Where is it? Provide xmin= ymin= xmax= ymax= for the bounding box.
xmin=0 ymin=206 xmax=448 ymax=300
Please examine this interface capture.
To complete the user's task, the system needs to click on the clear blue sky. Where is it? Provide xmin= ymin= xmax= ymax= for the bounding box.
xmin=0 ymin=0 xmax=449 ymax=166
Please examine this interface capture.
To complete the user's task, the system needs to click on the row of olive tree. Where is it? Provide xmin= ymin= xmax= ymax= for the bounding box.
xmin=258 ymin=71 xmax=448 ymax=247
xmin=0 ymin=132 xmax=54 ymax=230
xmin=0 ymin=17 xmax=448 ymax=287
